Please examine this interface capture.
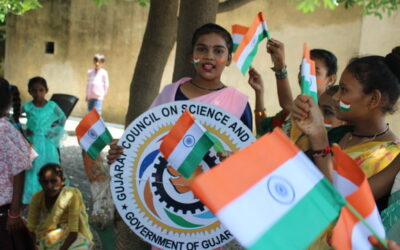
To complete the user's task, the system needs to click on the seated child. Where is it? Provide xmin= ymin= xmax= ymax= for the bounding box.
xmin=27 ymin=163 xmax=93 ymax=250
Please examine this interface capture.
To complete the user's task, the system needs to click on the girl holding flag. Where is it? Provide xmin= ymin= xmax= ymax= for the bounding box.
xmin=108 ymin=23 xmax=253 ymax=164
xmin=108 ymin=23 xmax=252 ymax=249
xmin=292 ymin=47 xmax=400 ymax=246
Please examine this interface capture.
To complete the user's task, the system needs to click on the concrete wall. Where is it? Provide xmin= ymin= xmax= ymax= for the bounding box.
xmin=5 ymin=0 xmax=400 ymax=129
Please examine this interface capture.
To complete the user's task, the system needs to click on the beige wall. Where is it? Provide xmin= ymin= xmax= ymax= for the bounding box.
xmin=5 ymin=0 xmax=400 ymax=130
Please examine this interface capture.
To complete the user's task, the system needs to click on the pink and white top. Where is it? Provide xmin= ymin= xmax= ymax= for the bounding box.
xmin=0 ymin=117 xmax=31 ymax=206
xmin=86 ymin=68 xmax=109 ymax=100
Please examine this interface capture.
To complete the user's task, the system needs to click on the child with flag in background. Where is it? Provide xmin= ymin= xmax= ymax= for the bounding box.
xmin=247 ymin=39 xmax=339 ymax=136
xmin=292 ymin=46 xmax=400 ymax=248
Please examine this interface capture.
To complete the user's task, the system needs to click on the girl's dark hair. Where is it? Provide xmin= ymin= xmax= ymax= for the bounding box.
xmin=325 ymin=85 xmax=340 ymax=96
xmin=191 ymin=23 xmax=233 ymax=54
xmin=38 ymin=163 xmax=65 ymax=181
xmin=10 ymin=85 xmax=21 ymax=126
xmin=0 ymin=77 xmax=12 ymax=116
xmin=346 ymin=47 xmax=400 ymax=113
xmin=28 ymin=76 xmax=48 ymax=91
xmin=311 ymin=49 xmax=338 ymax=76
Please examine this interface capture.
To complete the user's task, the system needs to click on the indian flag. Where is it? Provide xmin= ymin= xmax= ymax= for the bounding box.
xmin=331 ymin=145 xmax=386 ymax=250
xmin=324 ymin=120 xmax=333 ymax=129
xmin=191 ymin=128 xmax=345 ymax=249
xmin=300 ymin=43 xmax=318 ymax=104
xmin=160 ymin=110 xmax=215 ymax=179
xmin=233 ymin=12 xmax=270 ymax=74
xmin=232 ymin=24 xmax=249 ymax=52
xmin=339 ymin=99 xmax=351 ymax=111
xmin=76 ymin=108 xmax=113 ymax=160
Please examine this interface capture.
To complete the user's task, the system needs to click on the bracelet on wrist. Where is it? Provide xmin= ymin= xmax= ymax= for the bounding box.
xmin=275 ymin=72 xmax=288 ymax=79
xmin=8 ymin=210 xmax=21 ymax=219
xmin=311 ymin=145 xmax=332 ymax=158
xmin=270 ymin=65 xmax=287 ymax=74
xmin=254 ymin=108 xmax=266 ymax=117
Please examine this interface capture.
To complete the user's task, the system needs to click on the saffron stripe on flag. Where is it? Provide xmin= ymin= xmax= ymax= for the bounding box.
xmin=191 ymin=129 xmax=299 ymax=214
xmin=215 ymin=151 xmax=326 ymax=247
xmin=177 ymin=131 xmax=214 ymax=178
xmin=76 ymin=108 xmax=100 ymax=139
xmin=86 ymin=129 xmax=113 ymax=159
xmin=160 ymin=111 xmax=195 ymax=159
xmin=79 ymin=119 xmax=107 ymax=150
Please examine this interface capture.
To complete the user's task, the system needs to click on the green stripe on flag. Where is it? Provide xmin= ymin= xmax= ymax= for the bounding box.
xmin=233 ymin=44 xmax=239 ymax=53
xmin=250 ymin=178 xmax=345 ymax=250
xmin=87 ymin=129 xmax=113 ymax=160
xmin=240 ymin=32 xmax=268 ymax=74
xmin=177 ymin=131 xmax=214 ymax=178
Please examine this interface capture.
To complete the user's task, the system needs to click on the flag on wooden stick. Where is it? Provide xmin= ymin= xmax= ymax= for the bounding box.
xmin=300 ymin=43 xmax=318 ymax=104
xmin=76 ymin=108 xmax=113 ymax=160
xmin=191 ymin=129 xmax=345 ymax=249
xmin=233 ymin=12 xmax=270 ymax=74
xmin=231 ymin=24 xmax=249 ymax=52
xmin=331 ymin=145 xmax=386 ymax=250
xmin=160 ymin=110 xmax=215 ymax=179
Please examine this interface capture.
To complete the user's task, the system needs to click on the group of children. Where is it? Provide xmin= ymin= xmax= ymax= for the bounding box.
xmin=108 ymin=22 xmax=400 ymax=249
xmin=0 ymin=58 xmax=107 ymax=249
xmin=1 ymin=20 xmax=399 ymax=249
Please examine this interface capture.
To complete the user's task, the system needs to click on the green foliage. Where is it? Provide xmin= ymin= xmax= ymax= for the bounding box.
xmin=92 ymin=0 xmax=149 ymax=7
xmin=293 ymin=0 xmax=400 ymax=18
xmin=0 ymin=0 xmax=41 ymax=22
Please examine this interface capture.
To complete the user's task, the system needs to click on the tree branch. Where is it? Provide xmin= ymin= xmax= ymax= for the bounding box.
xmin=218 ymin=0 xmax=254 ymax=13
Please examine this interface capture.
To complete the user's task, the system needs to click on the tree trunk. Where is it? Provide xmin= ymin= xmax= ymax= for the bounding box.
xmin=172 ymin=0 xmax=219 ymax=82
xmin=125 ymin=0 xmax=179 ymax=126
xmin=218 ymin=0 xmax=254 ymax=13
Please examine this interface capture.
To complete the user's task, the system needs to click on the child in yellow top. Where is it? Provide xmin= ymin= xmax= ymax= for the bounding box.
xmin=27 ymin=163 xmax=93 ymax=250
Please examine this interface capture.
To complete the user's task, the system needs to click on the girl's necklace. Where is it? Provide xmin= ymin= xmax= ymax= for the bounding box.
xmin=190 ymin=80 xmax=225 ymax=91
xmin=344 ymin=124 xmax=390 ymax=149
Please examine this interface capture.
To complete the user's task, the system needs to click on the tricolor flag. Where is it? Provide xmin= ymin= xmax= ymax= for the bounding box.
xmin=331 ymin=145 xmax=386 ymax=250
xmin=231 ymin=24 xmax=249 ymax=52
xmin=233 ymin=12 xmax=270 ymax=74
xmin=339 ymin=99 xmax=351 ymax=111
xmin=160 ymin=110 xmax=215 ymax=179
xmin=300 ymin=43 xmax=318 ymax=104
xmin=191 ymin=129 xmax=345 ymax=249
xmin=76 ymin=108 xmax=113 ymax=160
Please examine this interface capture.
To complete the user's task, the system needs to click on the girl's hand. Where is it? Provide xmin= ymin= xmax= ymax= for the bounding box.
xmin=369 ymin=236 xmax=400 ymax=250
xmin=248 ymin=67 xmax=264 ymax=95
xmin=107 ymin=139 xmax=124 ymax=165
xmin=267 ymin=38 xmax=285 ymax=69
xmin=292 ymin=95 xmax=326 ymax=146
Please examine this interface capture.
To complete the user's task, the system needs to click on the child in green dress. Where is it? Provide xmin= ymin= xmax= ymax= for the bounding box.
xmin=22 ymin=76 xmax=66 ymax=204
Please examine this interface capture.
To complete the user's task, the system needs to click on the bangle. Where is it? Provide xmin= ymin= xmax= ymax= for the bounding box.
xmin=254 ymin=108 xmax=266 ymax=117
xmin=311 ymin=145 xmax=332 ymax=158
xmin=270 ymin=65 xmax=287 ymax=75
xmin=275 ymin=72 xmax=288 ymax=79
xmin=8 ymin=210 xmax=20 ymax=219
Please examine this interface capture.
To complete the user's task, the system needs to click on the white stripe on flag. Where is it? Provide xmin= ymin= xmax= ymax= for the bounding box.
xmin=79 ymin=119 xmax=106 ymax=151
xmin=333 ymin=170 xmax=358 ymax=197
xmin=232 ymin=34 xmax=244 ymax=44
xmin=351 ymin=207 xmax=386 ymax=249
xmin=236 ymin=23 xmax=265 ymax=69
xmin=217 ymin=151 xmax=324 ymax=247
xmin=301 ymin=58 xmax=310 ymax=78
xmin=166 ymin=121 xmax=206 ymax=168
